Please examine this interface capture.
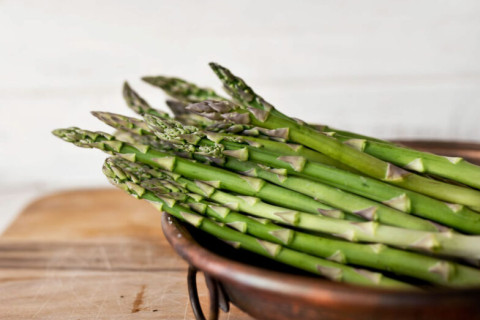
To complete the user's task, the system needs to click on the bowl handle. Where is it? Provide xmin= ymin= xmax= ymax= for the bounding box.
xmin=187 ymin=265 xmax=230 ymax=320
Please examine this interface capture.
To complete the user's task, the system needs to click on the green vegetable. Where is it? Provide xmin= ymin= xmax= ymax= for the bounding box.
xmin=107 ymin=156 xmax=480 ymax=287
xmin=102 ymin=157 xmax=414 ymax=289
xmin=52 ymin=127 xmax=480 ymax=260
xmin=202 ymin=63 xmax=480 ymax=207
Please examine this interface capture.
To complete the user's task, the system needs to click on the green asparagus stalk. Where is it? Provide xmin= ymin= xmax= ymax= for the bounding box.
xmin=207 ymin=63 xmax=480 ymax=207
xmin=52 ymin=127 xmax=480 ymax=260
xmin=109 ymin=157 xmax=480 ymax=287
xmin=95 ymin=110 xmax=351 ymax=171
xmin=102 ymin=158 xmax=412 ymax=288
xmin=91 ymin=111 xmax=361 ymax=222
xmin=93 ymin=111 xmax=427 ymax=229
xmin=140 ymin=73 xmax=393 ymax=146
xmin=93 ymin=112 xmax=480 ymax=234
xmin=91 ymin=111 xmax=175 ymax=152
xmin=52 ymin=127 xmax=347 ymax=217
xmin=329 ymin=133 xmax=480 ymax=190
xmin=122 ymin=82 xmax=169 ymax=118
xmin=144 ymin=115 xmax=480 ymax=233
xmin=206 ymin=122 xmax=362 ymax=172
xmin=144 ymin=115 xmax=452 ymax=232
xmin=187 ymin=95 xmax=480 ymax=208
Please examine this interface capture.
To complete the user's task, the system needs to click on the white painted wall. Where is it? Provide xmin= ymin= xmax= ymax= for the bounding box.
xmin=1 ymin=0 xmax=480 ymax=231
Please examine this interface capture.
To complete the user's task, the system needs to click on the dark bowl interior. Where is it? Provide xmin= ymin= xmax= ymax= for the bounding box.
xmin=162 ymin=140 xmax=480 ymax=320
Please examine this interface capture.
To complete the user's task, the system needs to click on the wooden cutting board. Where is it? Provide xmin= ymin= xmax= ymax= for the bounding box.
xmin=0 ymin=188 xmax=251 ymax=320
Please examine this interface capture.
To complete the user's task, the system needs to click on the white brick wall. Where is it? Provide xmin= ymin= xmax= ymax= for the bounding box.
xmin=1 ymin=0 xmax=480 ymax=231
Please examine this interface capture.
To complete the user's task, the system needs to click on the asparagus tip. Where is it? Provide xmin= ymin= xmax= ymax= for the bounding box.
xmin=142 ymin=75 xmax=165 ymax=85
xmin=51 ymin=128 xmax=63 ymax=138
xmin=141 ymin=76 xmax=154 ymax=83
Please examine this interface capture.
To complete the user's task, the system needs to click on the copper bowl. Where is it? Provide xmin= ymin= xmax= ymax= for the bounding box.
xmin=162 ymin=141 xmax=480 ymax=320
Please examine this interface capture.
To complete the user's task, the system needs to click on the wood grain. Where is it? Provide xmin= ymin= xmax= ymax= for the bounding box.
xmin=0 ymin=188 xmax=251 ymax=319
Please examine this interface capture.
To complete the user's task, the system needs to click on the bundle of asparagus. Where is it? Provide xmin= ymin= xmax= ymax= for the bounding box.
xmin=53 ymin=63 xmax=480 ymax=289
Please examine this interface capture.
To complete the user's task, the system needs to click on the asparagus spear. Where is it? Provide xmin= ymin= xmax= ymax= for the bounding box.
xmin=52 ymin=127 xmax=347 ymax=216
xmin=52 ymin=127 xmax=480 ymax=260
xmin=186 ymin=96 xmax=480 ymax=208
xmin=206 ymin=63 xmax=480 ymax=207
xmin=122 ymin=82 xmax=169 ymax=118
xmin=141 ymin=73 xmax=394 ymax=147
xmin=109 ymin=157 xmax=480 ymax=287
xmin=329 ymin=133 xmax=480 ymax=190
xmin=92 ymin=111 xmax=362 ymax=222
xmin=144 ymin=115 xmax=454 ymax=232
xmin=94 ymin=110 xmax=352 ymax=171
xmin=102 ymin=158 xmax=412 ymax=288
xmin=91 ymin=112 xmax=480 ymax=234
xmin=207 ymin=122 xmax=365 ymax=173
xmin=93 ymin=111 xmax=433 ymax=230
xmin=144 ymin=115 xmax=480 ymax=233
